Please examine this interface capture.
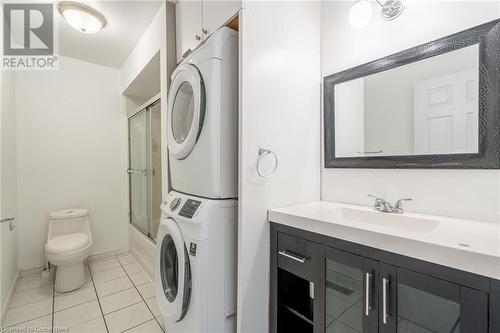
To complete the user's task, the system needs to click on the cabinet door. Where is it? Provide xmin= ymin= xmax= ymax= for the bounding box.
xmin=175 ymin=0 xmax=202 ymax=62
xmin=202 ymin=0 xmax=241 ymax=37
xmin=379 ymin=266 xmax=466 ymax=333
xmin=324 ymin=247 xmax=378 ymax=333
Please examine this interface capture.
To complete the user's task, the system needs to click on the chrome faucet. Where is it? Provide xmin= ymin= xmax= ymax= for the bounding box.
xmin=368 ymin=194 xmax=412 ymax=214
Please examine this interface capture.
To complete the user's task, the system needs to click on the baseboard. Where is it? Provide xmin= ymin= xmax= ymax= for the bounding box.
xmin=1 ymin=269 xmax=19 ymax=327
xmin=16 ymin=249 xmax=129 ymax=277
xmin=19 ymin=266 xmax=44 ymax=278
xmin=87 ymin=248 xmax=129 ymax=262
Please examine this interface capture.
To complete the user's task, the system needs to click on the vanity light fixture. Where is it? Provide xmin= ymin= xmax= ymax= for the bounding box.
xmin=58 ymin=1 xmax=107 ymax=34
xmin=349 ymin=0 xmax=405 ymax=29
xmin=378 ymin=0 xmax=406 ymax=21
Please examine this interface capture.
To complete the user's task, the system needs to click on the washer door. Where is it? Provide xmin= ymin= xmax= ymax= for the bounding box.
xmin=167 ymin=64 xmax=205 ymax=160
xmin=158 ymin=218 xmax=191 ymax=322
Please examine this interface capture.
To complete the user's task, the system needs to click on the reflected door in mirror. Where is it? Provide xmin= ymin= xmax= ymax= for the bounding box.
xmin=414 ymin=69 xmax=478 ymax=155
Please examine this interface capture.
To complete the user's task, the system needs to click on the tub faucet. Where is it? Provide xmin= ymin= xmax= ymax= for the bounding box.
xmin=368 ymin=194 xmax=412 ymax=214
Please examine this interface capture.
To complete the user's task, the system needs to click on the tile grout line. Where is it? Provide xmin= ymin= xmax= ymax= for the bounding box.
xmin=115 ymin=255 xmax=165 ymax=333
xmin=51 ymin=272 xmax=55 ymax=333
xmin=87 ymin=263 xmax=110 ymax=333
xmin=52 ymin=274 xmax=144 ymax=315
xmin=9 ymin=278 xmax=105 ymax=311
xmin=117 ymin=318 xmax=156 ymax=333
xmin=108 ymin=261 xmax=151 ymax=333
xmin=96 ymin=285 xmax=136 ymax=300
xmin=4 ymin=314 xmax=50 ymax=329
xmin=88 ymin=264 xmax=125 ymax=275
xmin=51 ymin=295 xmax=142 ymax=319
xmin=13 ymin=283 xmax=53 ymax=295
xmin=4 ymin=255 xmax=157 ymax=332
xmin=7 ymin=293 xmax=53 ymax=310
xmin=2 ymin=275 xmax=55 ymax=329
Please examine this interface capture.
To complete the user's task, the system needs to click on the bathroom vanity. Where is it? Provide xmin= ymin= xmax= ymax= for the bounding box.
xmin=269 ymin=202 xmax=500 ymax=333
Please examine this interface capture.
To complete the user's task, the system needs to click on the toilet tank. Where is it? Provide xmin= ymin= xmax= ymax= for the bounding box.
xmin=47 ymin=209 xmax=90 ymax=239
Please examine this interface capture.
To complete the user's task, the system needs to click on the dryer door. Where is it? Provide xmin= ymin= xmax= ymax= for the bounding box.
xmin=167 ymin=64 xmax=205 ymax=160
xmin=157 ymin=217 xmax=191 ymax=322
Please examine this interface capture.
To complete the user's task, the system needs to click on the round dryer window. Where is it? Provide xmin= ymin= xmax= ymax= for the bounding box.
xmin=167 ymin=63 xmax=205 ymax=160
xmin=171 ymin=82 xmax=194 ymax=144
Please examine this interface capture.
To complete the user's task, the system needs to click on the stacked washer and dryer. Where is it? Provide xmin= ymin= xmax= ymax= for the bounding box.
xmin=155 ymin=27 xmax=238 ymax=333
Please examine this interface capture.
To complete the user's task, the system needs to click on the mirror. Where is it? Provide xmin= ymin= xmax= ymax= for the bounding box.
xmin=334 ymin=45 xmax=478 ymax=158
xmin=324 ymin=20 xmax=500 ymax=169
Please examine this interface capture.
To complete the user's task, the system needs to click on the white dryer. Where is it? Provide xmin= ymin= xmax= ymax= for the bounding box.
xmin=167 ymin=27 xmax=238 ymax=199
xmin=155 ymin=191 xmax=237 ymax=333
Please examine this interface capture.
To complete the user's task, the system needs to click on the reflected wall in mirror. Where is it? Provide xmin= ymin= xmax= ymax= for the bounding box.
xmin=335 ymin=45 xmax=478 ymax=158
xmin=324 ymin=19 xmax=500 ymax=169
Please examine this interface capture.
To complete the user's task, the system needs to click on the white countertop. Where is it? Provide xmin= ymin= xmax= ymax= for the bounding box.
xmin=268 ymin=201 xmax=500 ymax=280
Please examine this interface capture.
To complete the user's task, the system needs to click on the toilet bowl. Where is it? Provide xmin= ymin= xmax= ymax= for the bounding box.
xmin=45 ymin=208 xmax=92 ymax=292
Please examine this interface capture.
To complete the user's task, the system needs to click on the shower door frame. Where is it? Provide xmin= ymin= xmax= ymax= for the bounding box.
xmin=128 ymin=95 xmax=162 ymax=242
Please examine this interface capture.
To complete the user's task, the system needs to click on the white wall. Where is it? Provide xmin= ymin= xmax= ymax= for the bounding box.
xmin=121 ymin=3 xmax=167 ymax=95
xmin=121 ymin=3 xmax=176 ymax=274
xmin=121 ymin=2 xmax=173 ymax=202
xmin=322 ymin=1 xmax=500 ymax=223
xmin=15 ymin=56 xmax=128 ymax=269
xmin=334 ymin=78 xmax=364 ymax=157
xmin=238 ymin=2 xmax=321 ymax=332
xmin=1 ymin=70 xmax=18 ymax=322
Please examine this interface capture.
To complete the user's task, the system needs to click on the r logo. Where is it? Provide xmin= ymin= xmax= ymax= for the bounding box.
xmin=3 ymin=3 xmax=53 ymax=56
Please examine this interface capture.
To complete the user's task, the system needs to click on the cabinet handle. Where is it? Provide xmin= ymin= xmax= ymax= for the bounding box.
xmin=365 ymin=272 xmax=372 ymax=316
xmin=278 ymin=250 xmax=307 ymax=263
xmin=195 ymin=35 xmax=201 ymax=41
xmin=382 ymin=277 xmax=389 ymax=324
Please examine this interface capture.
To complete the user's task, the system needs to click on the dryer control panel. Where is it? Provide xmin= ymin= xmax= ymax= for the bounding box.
xmin=178 ymin=199 xmax=202 ymax=218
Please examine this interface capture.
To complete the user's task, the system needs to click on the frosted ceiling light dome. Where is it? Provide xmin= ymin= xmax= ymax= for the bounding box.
xmin=349 ymin=0 xmax=373 ymax=29
xmin=58 ymin=2 xmax=107 ymax=34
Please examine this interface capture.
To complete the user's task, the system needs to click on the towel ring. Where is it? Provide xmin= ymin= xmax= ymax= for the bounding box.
xmin=257 ymin=148 xmax=278 ymax=178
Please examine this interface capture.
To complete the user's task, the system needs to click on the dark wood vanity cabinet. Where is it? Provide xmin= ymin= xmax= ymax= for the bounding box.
xmin=270 ymin=223 xmax=498 ymax=333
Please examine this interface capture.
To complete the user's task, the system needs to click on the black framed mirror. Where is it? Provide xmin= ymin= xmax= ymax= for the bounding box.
xmin=324 ymin=19 xmax=500 ymax=169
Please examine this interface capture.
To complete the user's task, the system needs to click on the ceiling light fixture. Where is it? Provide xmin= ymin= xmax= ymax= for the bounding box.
xmin=58 ymin=1 xmax=107 ymax=34
xmin=348 ymin=0 xmax=373 ymax=30
xmin=349 ymin=0 xmax=405 ymax=29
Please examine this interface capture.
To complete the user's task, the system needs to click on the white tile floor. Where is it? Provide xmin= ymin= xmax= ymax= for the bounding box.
xmin=3 ymin=253 xmax=164 ymax=333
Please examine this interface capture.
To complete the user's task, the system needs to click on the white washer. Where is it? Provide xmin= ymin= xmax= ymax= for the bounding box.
xmin=167 ymin=27 xmax=238 ymax=199
xmin=155 ymin=191 xmax=237 ymax=333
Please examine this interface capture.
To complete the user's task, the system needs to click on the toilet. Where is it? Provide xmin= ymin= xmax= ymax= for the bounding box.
xmin=45 ymin=209 xmax=93 ymax=292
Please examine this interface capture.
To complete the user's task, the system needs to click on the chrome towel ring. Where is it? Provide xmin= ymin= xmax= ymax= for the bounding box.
xmin=257 ymin=148 xmax=278 ymax=178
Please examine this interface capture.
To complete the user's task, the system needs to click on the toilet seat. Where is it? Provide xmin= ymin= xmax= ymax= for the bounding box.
xmin=46 ymin=233 xmax=90 ymax=254
xmin=46 ymin=208 xmax=92 ymax=292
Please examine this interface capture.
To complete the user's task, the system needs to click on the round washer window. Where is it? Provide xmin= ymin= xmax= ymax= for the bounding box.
xmin=171 ymin=82 xmax=195 ymax=144
xmin=160 ymin=234 xmax=178 ymax=302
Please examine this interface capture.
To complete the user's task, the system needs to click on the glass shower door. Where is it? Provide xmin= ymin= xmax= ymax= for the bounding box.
xmin=149 ymin=101 xmax=162 ymax=240
xmin=128 ymin=99 xmax=162 ymax=241
xmin=129 ymin=111 xmax=149 ymax=234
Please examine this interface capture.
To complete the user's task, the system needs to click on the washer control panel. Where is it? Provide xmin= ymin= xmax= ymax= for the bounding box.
xmin=178 ymin=199 xmax=202 ymax=218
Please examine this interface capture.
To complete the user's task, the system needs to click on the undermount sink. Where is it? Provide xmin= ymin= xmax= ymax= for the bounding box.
xmin=329 ymin=207 xmax=440 ymax=234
